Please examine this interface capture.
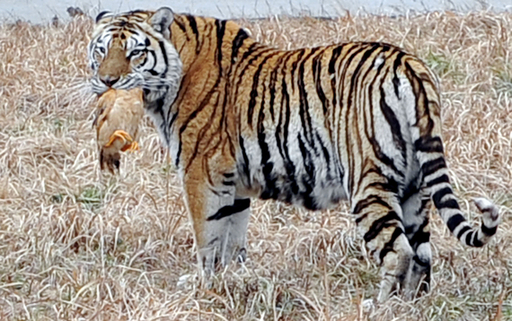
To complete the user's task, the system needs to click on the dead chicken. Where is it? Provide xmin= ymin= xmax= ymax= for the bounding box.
xmin=94 ymin=88 xmax=144 ymax=174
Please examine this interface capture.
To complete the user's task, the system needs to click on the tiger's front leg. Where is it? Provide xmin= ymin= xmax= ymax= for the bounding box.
xmin=198 ymin=197 xmax=251 ymax=270
xmin=182 ymin=162 xmax=250 ymax=275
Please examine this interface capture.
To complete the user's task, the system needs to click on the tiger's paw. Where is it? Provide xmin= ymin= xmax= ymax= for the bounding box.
xmin=362 ymin=299 xmax=375 ymax=313
xmin=237 ymin=247 xmax=247 ymax=263
xmin=177 ymin=273 xmax=198 ymax=290
xmin=198 ymin=242 xmax=247 ymax=273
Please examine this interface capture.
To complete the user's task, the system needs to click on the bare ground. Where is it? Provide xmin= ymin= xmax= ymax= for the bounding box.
xmin=0 ymin=10 xmax=511 ymax=321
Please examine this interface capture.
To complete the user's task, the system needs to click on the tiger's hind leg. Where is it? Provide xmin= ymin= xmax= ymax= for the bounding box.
xmin=351 ymin=185 xmax=414 ymax=302
xmin=401 ymin=187 xmax=432 ymax=298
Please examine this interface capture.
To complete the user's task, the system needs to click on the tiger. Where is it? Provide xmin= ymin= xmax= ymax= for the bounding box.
xmin=87 ymin=7 xmax=500 ymax=301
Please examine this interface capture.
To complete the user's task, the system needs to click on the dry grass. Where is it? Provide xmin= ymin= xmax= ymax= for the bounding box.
xmin=0 ymin=10 xmax=511 ymax=321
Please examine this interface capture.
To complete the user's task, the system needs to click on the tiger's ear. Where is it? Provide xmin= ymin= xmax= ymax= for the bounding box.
xmin=149 ymin=7 xmax=174 ymax=39
xmin=95 ymin=11 xmax=112 ymax=23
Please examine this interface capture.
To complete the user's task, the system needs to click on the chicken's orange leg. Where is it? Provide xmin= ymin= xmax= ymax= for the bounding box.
xmin=105 ymin=130 xmax=132 ymax=147
xmin=122 ymin=141 xmax=139 ymax=152
xmin=105 ymin=130 xmax=139 ymax=152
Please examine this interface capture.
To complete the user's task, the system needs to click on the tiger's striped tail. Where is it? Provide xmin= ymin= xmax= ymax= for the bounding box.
xmin=423 ymin=158 xmax=500 ymax=247
xmin=405 ymin=58 xmax=500 ymax=247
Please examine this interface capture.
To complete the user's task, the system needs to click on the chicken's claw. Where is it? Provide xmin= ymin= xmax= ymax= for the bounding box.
xmin=105 ymin=130 xmax=133 ymax=148
xmin=121 ymin=141 xmax=139 ymax=152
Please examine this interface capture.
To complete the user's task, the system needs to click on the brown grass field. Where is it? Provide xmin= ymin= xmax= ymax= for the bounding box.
xmin=0 ymin=10 xmax=511 ymax=321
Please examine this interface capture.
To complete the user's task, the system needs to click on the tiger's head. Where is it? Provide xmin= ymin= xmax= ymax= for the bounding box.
xmin=88 ymin=7 xmax=182 ymax=103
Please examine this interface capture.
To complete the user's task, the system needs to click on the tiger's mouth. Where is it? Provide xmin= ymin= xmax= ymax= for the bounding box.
xmin=90 ymin=73 xmax=144 ymax=95
xmin=90 ymin=82 xmax=109 ymax=95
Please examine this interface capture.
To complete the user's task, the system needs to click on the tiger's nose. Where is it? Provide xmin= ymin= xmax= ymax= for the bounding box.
xmin=100 ymin=75 xmax=119 ymax=87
